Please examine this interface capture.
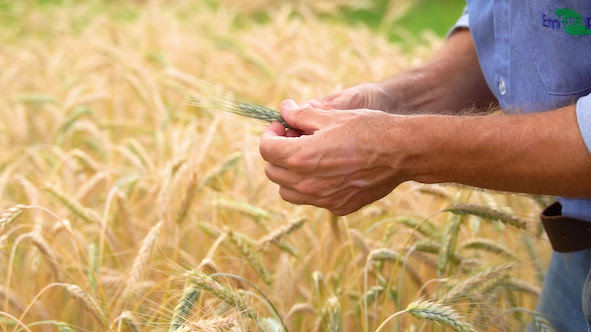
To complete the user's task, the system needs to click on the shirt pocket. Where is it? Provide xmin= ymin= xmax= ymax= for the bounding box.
xmin=527 ymin=0 xmax=591 ymax=95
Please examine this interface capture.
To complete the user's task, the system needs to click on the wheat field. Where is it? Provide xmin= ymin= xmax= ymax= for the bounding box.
xmin=0 ymin=1 xmax=552 ymax=331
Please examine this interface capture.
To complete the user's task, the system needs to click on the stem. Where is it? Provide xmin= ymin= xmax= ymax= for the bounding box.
xmin=374 ymin=309 xmax=407 ymax=332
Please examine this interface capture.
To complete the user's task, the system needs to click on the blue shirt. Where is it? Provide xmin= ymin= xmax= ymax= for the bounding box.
xmin=451 ymin=1 xmax=591 ymax=221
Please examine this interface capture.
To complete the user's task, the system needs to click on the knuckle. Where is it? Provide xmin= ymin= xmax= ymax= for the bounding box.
xmin=285 ymin=154 xmax=312 ymax=171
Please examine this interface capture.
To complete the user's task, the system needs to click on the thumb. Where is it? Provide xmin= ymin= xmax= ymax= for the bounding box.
xmin=280 ymin=99 xmax=328 ymax=134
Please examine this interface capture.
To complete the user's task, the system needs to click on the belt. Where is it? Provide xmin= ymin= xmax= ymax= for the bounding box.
xmin=541 ymin=202 xmax=591 ymax=253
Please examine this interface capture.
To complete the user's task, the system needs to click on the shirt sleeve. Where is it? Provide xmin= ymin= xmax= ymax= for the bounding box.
xmin=576 ymin=94 xmax=591 ymax=155
xmin=447 ymin=6 xmax=469 ymax=38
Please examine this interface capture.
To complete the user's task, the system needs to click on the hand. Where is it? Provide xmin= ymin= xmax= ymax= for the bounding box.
xmin=302 ymin=83 xmax=396 ymax=112
xmin=259 ymin=100 xmax=410 ymax=216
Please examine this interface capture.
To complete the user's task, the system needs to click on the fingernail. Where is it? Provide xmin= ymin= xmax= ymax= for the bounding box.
xmin=281 ymin=99 xmax=298 ymax=110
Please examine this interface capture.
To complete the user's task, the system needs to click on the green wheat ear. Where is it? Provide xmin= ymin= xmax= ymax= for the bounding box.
xmin=187 ymin=80 xmax=294 ymax=129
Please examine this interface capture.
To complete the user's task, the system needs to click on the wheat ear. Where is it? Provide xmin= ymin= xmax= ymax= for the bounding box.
xmin=170 ymin=285 xmax=201 ymax=331
xmin=445 ymin=203 xmax=527 ymax=229
xmin=187 ymin=80 xmax=293 ymax=129
xmin=44 ymin=183 xmax=101 ymax=224
xmin=126 ymin=220 xmax=163 ymax=294
xmin=62 ymin=283 xmax=108 ymax=327
xmin=0 ymin=205 xmax=26 ymax=233
xmin=179 ymin=317 xmax=237 ymax=332
xmin=406 ymin=300 xmax=474 ymax=332
xmin=259 ymin=218 xmax=306 ymax=246
xmin=323 ymin=296 xmax=342 ymax=332
xmin=30 ymin=233 xmax=62 ymax=282
xmin=226 ymin=230 xmax=272 ymax=285
xmin=460 ymin=238 xmax=518 ymax=261
xmin=175 ymin=170 xmax=198 ymax=225
xmin=186 ymin=271 xmax=257 ymax=320
xmin=440 ymin=263 xmax=517 ymax=304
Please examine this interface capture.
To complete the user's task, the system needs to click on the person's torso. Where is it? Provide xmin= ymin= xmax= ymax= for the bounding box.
xmin=466 ymin=0 xmax=591 ymax=221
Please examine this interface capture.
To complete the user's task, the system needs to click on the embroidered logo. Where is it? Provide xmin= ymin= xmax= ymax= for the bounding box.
xmin=542 ymin=8 xmax=591 ymax=35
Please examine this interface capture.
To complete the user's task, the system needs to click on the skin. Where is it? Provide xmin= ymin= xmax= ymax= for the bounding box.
xmin=259 ymin=30 xmax=591 ymax=216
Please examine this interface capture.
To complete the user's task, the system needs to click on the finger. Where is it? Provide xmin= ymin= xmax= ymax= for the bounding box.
xmin=285 ymin=128 xmax=302 ymax=137
xmin=264 ymin=163 xmax=302 ymax=188
xmin=278 ymin=187 xmax=312 ymax=206
xmin=301 ymin=95 xmax=335 ymax=109
xmin=280 ymin=99 xmax=331 ymax=133
xmin=330 ymin=182 xmax=396 ymax=216
xmin=262 ymin=121 xmax=286 ymax=139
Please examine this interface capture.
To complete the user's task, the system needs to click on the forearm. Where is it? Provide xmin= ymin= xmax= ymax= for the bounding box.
xmin=397 ymin=106 xmax=591 ymax=197
xmin=382 ymin=30 xmax=497 ymax=114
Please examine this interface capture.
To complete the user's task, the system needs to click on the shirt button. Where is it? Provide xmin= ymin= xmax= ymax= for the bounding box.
xmin=498 ymin=77 xmax=506 ymax=96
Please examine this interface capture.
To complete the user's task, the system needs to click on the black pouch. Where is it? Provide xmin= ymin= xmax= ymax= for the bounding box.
xmin=541 ymin=202 xmax=591 ymax=252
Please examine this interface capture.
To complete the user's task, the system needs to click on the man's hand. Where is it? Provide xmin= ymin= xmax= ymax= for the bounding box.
xmin=302 ymin=30 xmax=497 ymax=116
xmin=259 ymin=100 xmax=409 ymax=215
xmin=302 ymin=83 xmax=395 ymax=112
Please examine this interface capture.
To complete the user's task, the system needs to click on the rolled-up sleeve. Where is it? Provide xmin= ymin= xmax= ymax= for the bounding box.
xmin=447 ymin=6 xmax=469 ymax=38
xmin=576 ymin=94 xmax=591 ymax=155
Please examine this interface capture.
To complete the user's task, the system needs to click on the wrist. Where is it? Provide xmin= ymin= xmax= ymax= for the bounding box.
xmin=376 ymin=114 xmax=436 ymax=183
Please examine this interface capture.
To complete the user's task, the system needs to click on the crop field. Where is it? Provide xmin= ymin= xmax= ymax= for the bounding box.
xmin=0 ymin=1 xmax=553 ymax=331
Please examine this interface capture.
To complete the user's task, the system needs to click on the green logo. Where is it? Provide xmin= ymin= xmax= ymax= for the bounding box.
xmin=542 ymin=8 xmax=591 ymax=35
